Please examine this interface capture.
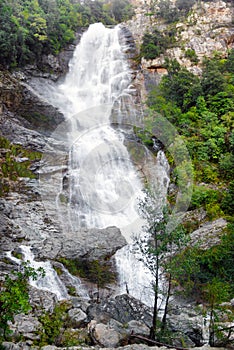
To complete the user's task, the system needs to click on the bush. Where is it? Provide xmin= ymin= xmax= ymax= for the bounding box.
xmin=58 ymin=257 xmax=116 ymax=288
xmin=160 ymin=64 xmax=202 ymax=111
xmin=221 ymin=181 xmax=234 ymax=215
xmin=172 ymin=224 xmax=234 ymax=300
xmin=189 ymin=185 xmax=220 ymax=210
xmin=0 ymin=136 xmax=41 ymax=196
xmin=0 ymin=264 xmax=44 ymax=340
xmin=184 ymin=48 xmax=199 ymax=64
xmin=140 ymin=30 xmax=166 ymax=59
xmin=140 ymin=28 xmax=176 ymax=60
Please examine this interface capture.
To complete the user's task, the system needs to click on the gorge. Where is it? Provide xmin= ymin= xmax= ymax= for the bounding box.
xmin=0 ymin=0 xmax=234 ymax=349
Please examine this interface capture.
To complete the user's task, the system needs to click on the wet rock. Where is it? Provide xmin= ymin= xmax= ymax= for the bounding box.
xmin=0 ymin=71 xmax=64 ymax=135
xmin=17 ymin=82 xmax=64 ymax=134
xmin=70 ymin=297 xmax=90 ymax=312
xmin=0 ymin=110 xmax=47 ymax=151
xmin=68 ymin=308 xmax=87 ymax=327
xmin=0 ymin=71 xmax=23 ymax=111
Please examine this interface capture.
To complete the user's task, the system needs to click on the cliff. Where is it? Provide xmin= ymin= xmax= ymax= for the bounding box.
xmin=0 ymin=0 xmax=233 ymax=348
xmin=128 ymin=0 xmax=234 ymax=76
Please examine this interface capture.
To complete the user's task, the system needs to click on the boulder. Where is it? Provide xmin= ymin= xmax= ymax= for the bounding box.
xmin=68 ymin=308 xmax=87 ymax=327
xmin=190 ymin=218 xmax=227 ymax=250
xmin=55 ymin=226 xmax=127 ymax=261
xmin=9 ymin=314 xmax=41 ymax=340
xmin=29 ymin=287 xmax=58 ymax=314
xmin=127 ymin=320 xmax=150 ymax=336
xmin=89 ymin=321 xmax=123 ymax=347
xmin=87 ymin=294 xmax=152 ymax=328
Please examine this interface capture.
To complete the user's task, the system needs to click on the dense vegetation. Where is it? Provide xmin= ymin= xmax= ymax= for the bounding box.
xmin=146 ymin=51 xmax=234 ymax=221
xmin=137 ymin=46 xmax=234 ymax=343
xmin=0 ymin=0 xmax=134 ymax=68
xmin=141 ymin=51 xmax=234 ymax=298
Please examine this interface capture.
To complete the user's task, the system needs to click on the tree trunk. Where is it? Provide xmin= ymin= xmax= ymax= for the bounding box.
xmin=161 ymin=272 xmax=172 ymax=333
xmin=150 ymin=255 xmax=159 ymax=340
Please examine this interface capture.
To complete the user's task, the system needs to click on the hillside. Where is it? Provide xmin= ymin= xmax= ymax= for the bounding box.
xmin=0 ymin=0 xmax=234 ymax=349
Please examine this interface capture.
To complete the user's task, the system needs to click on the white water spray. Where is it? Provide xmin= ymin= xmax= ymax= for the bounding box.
xmin=6 ymin=245 xmax=68 ymax=300
xmin=34 ymin=23 xmax=170 ymax=305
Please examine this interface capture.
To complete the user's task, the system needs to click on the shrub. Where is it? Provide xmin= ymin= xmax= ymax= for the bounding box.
xmin=184 ymin=48 xmax=199 ymax=64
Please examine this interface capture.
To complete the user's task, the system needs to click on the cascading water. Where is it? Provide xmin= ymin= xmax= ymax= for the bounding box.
xmin=34 ymin=23 xmax=170 ymax=305
xmin=6 ymin=246 xmax=68 ymax=300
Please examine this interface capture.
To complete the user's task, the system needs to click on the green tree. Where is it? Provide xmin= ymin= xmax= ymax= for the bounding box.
xmin=0 ymin=263 xmax=44 ymax=340
xmin=135 ymin=191 xmax=187 ymax=341
xmin=160 ymin=63 xmax=202 ymax=111
xmin=226 ymin=48 xmax=234 ymax=73
xmin=201 ymin=59 xmax=225 ymax=98
xmin=221 ymin=181 xmax=234 ymax=215
xmin=140 ymin=30 xmax=165 ymax=60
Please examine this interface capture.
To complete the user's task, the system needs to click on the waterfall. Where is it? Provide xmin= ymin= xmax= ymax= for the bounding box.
xmin=6 ymin=246 xmax=68 ymax=300
xmin=34 ymin=23 xmax=170 ymax=305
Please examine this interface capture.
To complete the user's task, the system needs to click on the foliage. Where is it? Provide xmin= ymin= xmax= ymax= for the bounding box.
xmin=135 ymin=191 xmax=187 ymax=340
xmin=0 ymin=0 xmax=134 ymax=68
xmin=150 ymin=0 xmax=196 ymax=24
xmin=172 ymin=223 xmax=234 ymax=299
xmin=226 ymin=49 xmax=234 ymax=73
xmin=175 ymin=0 xmax=196 ymax=15
xmin=0 ymin=136 xmax=41 ymax=196
xmin=0 ymin=263 xmax=44 ymax=340
xmin=184 ymin=48 xmax=199 ymax=64
xmin=38 ymin=301 xmax=70 ymax=346
xmin=145 ymin=55 xmax=234 ymax=338
xmin=160 ymin=63 xmax=202 ymax=111
xmin=140 ymin=28 xmax=176 ymax=60
xmin=58 ymin=257 xmax=116 ymax=290
xmin=201 ymin=58 xmax=225 ymax=98
xmin=108 ymin=0 xmax=135 ymax=22
xmin=38 ymin=300 xmax=90 ymax=346
xmin=171 ymin=223 xmax=234 ymax=345
xmin=146 ymin=56 xmax=234 ymax=197
xmin=221 ymin=181 xmax=234 ymax=215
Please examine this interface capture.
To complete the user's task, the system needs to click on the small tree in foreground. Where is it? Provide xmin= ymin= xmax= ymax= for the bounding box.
xmin=134 ymin=189 xmax=188 ymax=341
xmin=0 ymin=262 xmax=44 ymax=340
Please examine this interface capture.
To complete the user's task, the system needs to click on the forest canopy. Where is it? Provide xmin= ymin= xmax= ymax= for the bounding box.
xmin=0 ymin=0 xmax=134 ymax=68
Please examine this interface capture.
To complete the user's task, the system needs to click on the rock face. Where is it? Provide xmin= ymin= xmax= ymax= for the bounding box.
xmin=56 ymin=226 xmax=127 ymax=261
xmin=0 ymin=71 xmax=64 ymax=135
xmin=127 ymin=0 xmax=234 ymax=80
xmin=9 ymin=314 xmax=41 ymax=341
xmin=87 ymin=294 xmax=152 ymax=327
xmin=190 ymin=218 xmax=227 ymax=249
